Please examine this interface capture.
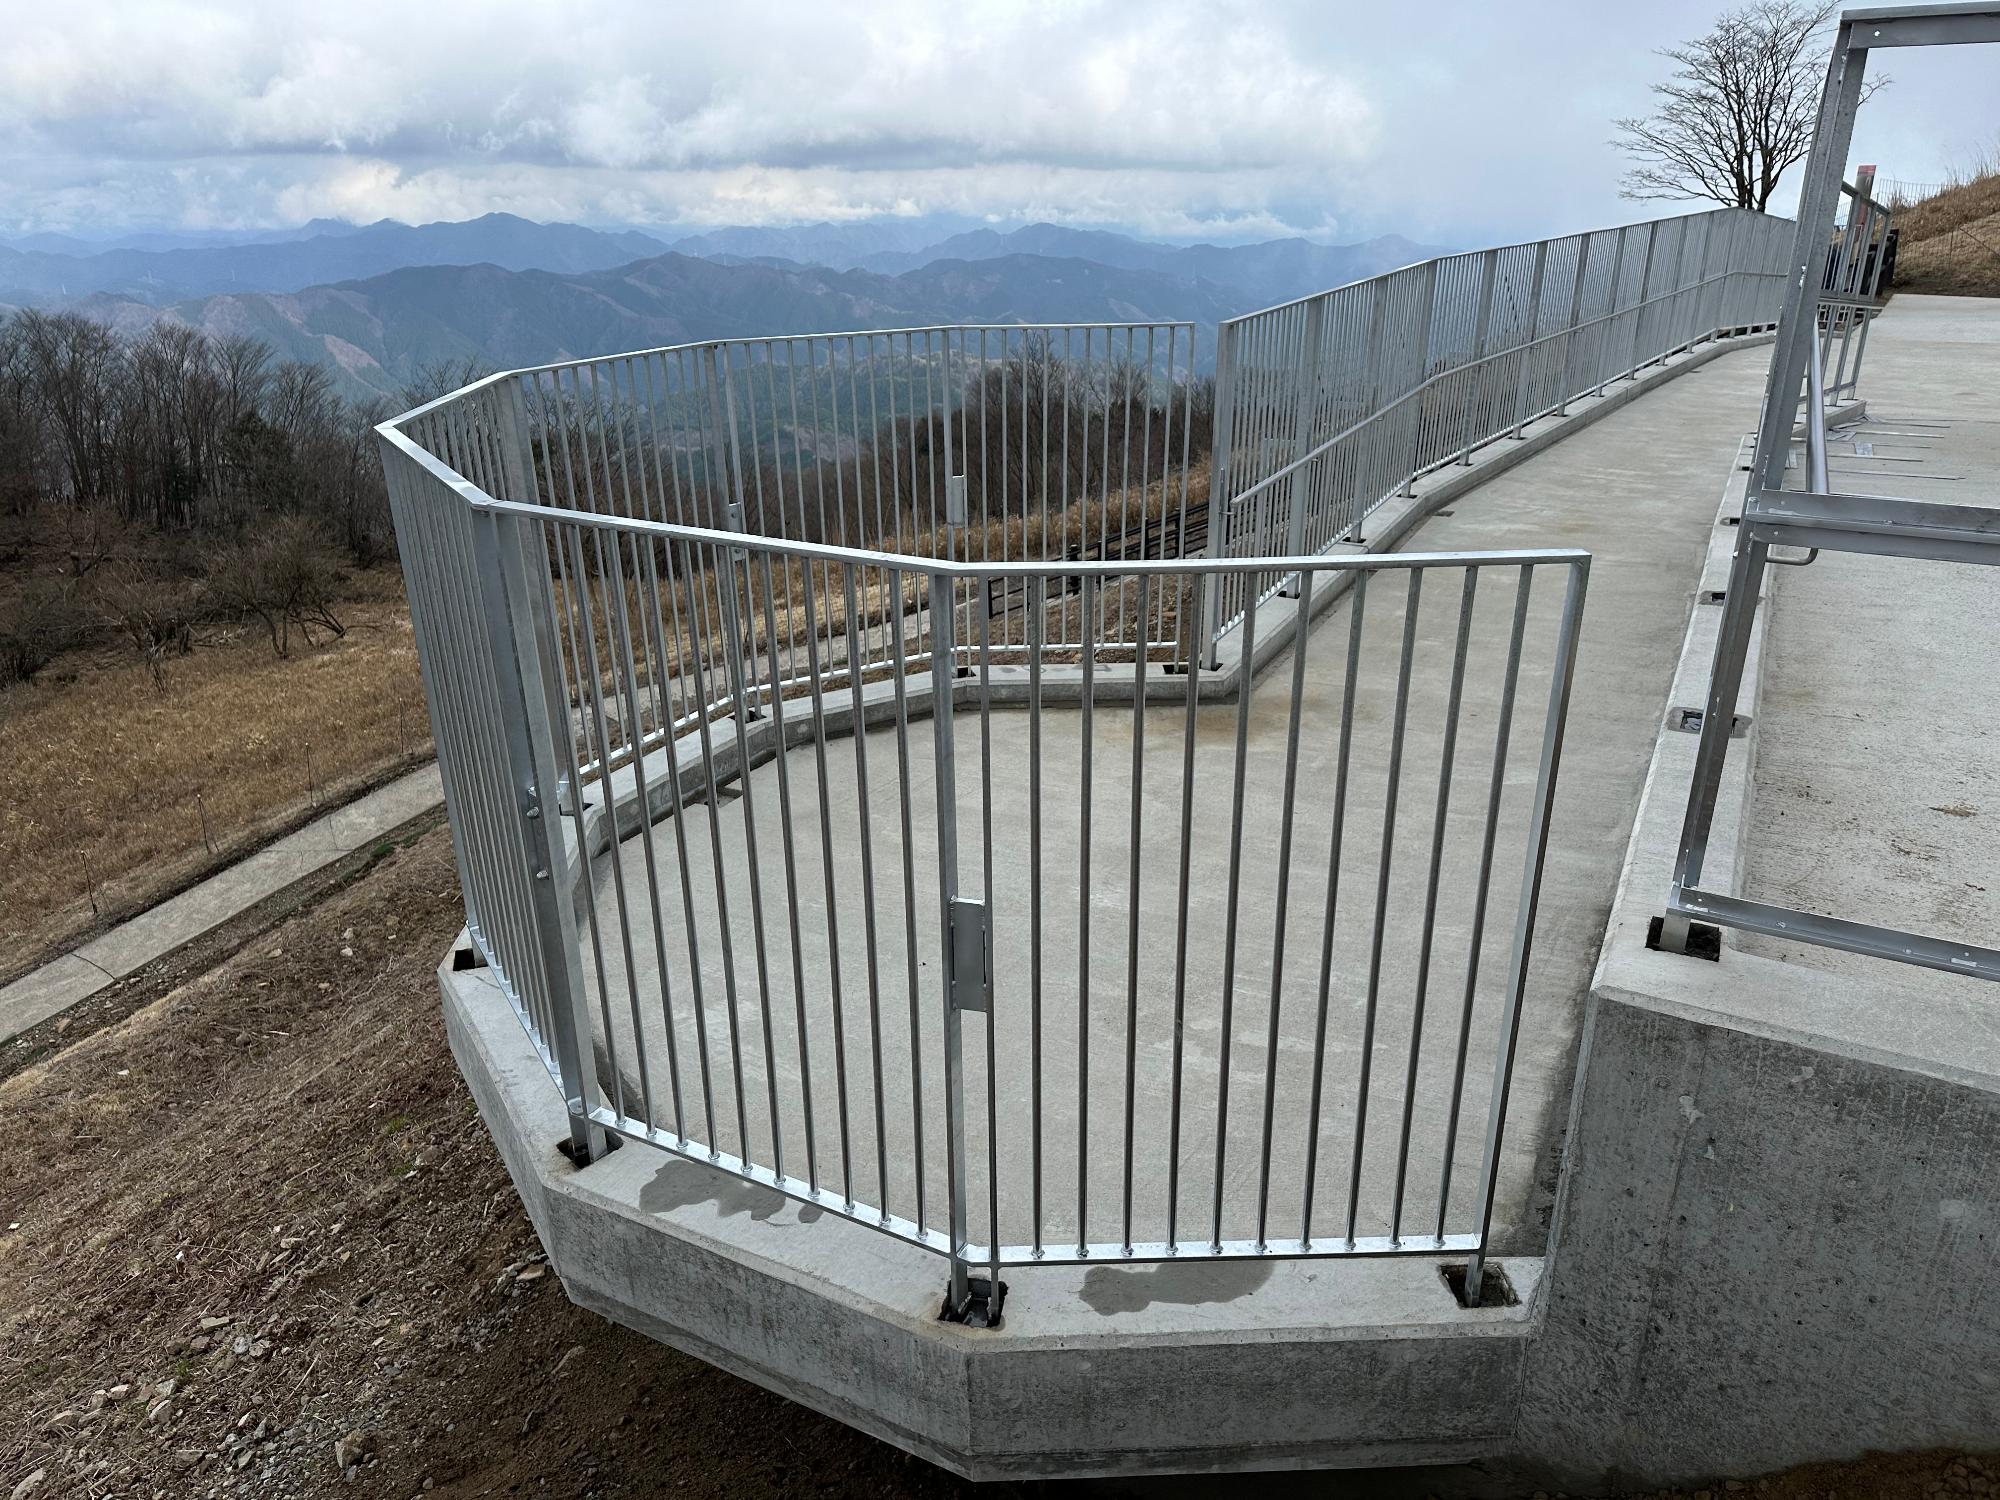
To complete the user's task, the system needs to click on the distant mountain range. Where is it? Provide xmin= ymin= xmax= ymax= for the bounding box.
xmin=663 ymin=217 xmax=985 ymax=268
xmin=850 ymin=223 xmax=1438 ymax=308
xmin=0 ymin=214 xmax=670 ymax=304
xmin=2 ymin=212 xmax=1451 ymax=404
xmin=73 ymin=251 xmax=1254 ymax=403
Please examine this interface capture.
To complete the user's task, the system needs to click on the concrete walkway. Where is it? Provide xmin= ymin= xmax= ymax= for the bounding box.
xmin=1743 ymin=294 xmax=2000 ymax=995
xmin=0 ymin=763 xmax=443 ymax=1046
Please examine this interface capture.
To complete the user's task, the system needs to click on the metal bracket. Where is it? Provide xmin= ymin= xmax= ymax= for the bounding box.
xmin=948 ymin=896 xmax=990 ymax=1013
xmin=1670 ymin=707 xmax=1749 ymax=738
xmin=945 ymin=473 xmax=968 ymax=528
xmin=938 ymin=1275 xmax=1006 ymax=1327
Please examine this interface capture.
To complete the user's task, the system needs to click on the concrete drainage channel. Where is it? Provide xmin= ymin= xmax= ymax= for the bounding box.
xmin=0 ymin=764 xmax=445 ymax=1056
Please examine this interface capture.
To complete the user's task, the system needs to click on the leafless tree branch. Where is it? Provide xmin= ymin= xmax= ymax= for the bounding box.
xmin=1613 ymin=1 xmax=1887 ymax=213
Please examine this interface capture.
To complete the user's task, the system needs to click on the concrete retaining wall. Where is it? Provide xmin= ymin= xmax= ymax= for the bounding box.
xmin=1521 ymin=988 xmax=2000 ymax=1488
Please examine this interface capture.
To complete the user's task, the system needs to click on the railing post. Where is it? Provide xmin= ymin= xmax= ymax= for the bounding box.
xmin=1353 ymin=278 xmax=1388 ymax=540
xmin=1281 ymin=296 xmax=1326 ymax=590
xmin=1593 ymin=228 xmax=1629 ymax=398
xmin=1201 ymin=319 xmax=1237 ymax=670
xmin=1460 ymin=249 xmax=1496 ymax=464
xmin=1509 ymin=240 xmax=1549 ymax=439
xmin=929 ymin=571 xmax=996 ymax=1324
xmin=1622 ymin=221 xmax=1659 ymax=379
xmin=1401 ymin=259 xmax=1439 ymax=497
xmin=470 ymin=501 xmax=608 ymax=1166
xmin=1555 ymin=235 xmax=1591 ymax=416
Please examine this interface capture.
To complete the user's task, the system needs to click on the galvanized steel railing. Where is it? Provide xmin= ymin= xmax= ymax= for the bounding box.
xmin=1820 ymin=177 xmax=1895 ymax=403
xmin=1201 ymin=207 xmax=1794 ymax=643
xmin=380 ymin=360 xmax=1594 ymax=1315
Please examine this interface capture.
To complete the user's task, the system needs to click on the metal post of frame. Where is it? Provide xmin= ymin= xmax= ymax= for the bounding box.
xmin=1202 ymin=320 xmax=1238 ymax=669
xmin=470 ymin=498 xmax=608 ymax=1166
xmin=1659 ymin=13 xmax=1873 ymax=956
xmin=1282 ymin=296 xmax=1327 ymax=590
xmin=928 ymin=570 xmax=990 ymax=1323
xmin=1593 ymin=228 xmax=1629 ymax=399
xmin=1402 ymin=259 xmax=1439 ymax=497
xmin=1462 ymin=249 xmax=1496 ymax=463
xmin=1555 ymin=236 xmax=1591 ymax=416
xmin=1622 ymin=222 xmax=1659 ymax=380
xmin=1353 ymin=278 xmax=1389 ymax=541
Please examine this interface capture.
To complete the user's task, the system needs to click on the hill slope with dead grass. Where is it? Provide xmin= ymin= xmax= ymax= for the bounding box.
xmin=1891 ymin=171 xmax=2000 ymax=298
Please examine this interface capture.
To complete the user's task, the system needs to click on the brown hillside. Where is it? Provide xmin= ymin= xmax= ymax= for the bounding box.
xmin=1889 ymin=171 xmax=2000 ymax=298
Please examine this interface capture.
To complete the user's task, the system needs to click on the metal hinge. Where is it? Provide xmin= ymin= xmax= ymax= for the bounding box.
xmin=947 ymin=896 xmax=989 ymax=1013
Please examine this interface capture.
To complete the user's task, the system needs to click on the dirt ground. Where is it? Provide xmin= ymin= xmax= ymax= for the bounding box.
xmin=0 ymin=824 xmax=1994 ymax=1500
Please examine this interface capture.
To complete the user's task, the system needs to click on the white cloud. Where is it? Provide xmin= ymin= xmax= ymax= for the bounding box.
xmin=0 ymin=0 xmax=1990 ymax=243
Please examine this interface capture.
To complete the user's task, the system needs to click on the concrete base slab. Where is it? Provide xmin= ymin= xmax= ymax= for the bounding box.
xmin=445 ymin=953 xmax=1538 ymax=1480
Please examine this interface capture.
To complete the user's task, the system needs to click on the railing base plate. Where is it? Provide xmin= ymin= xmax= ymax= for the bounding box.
xmin=939 ymin=1276 xmax=1007 ymax=1329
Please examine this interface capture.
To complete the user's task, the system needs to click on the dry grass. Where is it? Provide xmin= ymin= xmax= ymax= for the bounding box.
xmin=1889 ymin=170 xmax=2000 ymax=298
xmin=0 ymin=573 xmax=428 ymax=973
xmin=557 ymin=462 xmax=1212 ymax=740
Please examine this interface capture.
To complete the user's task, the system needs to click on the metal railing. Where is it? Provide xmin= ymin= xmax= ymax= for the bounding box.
xmin=1201 ymin=207 xmax=1794 ymax=643
xmin=380 ymin=351 xmax=1591 ymax=1316
xmin=1819 ymin=176 xmax=1895 ymax=402
xmin=379 ymin=204 xmax=1799 ymax=1315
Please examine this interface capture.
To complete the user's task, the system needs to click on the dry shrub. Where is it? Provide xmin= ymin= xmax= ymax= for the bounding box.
xmin=208 ymin=517 xmax=348 ymax=657
xmin=0 ymin=577 xmax=87 ymax=687
xmin=91 ymin=562 xmax=204 ymax=686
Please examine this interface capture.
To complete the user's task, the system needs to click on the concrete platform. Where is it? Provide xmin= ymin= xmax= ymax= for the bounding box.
xmin=442 ymin=332 xmax=1827 ymax=1480
xmin=437 ymin=291 xmax=2000 ymax=1485
xmin=1739 ymin=294 xmax=2000 ymax=993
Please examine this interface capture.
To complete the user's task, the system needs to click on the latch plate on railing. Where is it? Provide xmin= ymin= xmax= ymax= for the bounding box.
xmin=948 ymin=896 xmax=989 ymax=1013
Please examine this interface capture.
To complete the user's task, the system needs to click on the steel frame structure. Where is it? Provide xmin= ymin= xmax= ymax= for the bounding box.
xmin=1660 ymin=3 xmax=2000 ymax=981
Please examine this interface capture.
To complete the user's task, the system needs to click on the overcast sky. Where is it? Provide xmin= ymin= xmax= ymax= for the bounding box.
xmin=1 ymin=0 xmax=1991 ymax=244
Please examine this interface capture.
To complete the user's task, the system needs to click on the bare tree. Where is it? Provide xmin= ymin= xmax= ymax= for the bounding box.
xmin=1614 ymin=1 xmax=1884 ymax=212
xmin=15 ymin=309 xmax=125 ymax=504
xmin=398 ymin=355 xmax=492 ymax=411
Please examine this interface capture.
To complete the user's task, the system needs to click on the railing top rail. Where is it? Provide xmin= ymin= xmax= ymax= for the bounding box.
xmin=1216 ymin=205 xmax=1784 ymax=330
xmin=1212 ymin=259 xmax=1784 ymax=520
xmin=464 ymin=489 xmax=1587 ymax=577
xmin=380 ymin=368 xmax=520 ymax=433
